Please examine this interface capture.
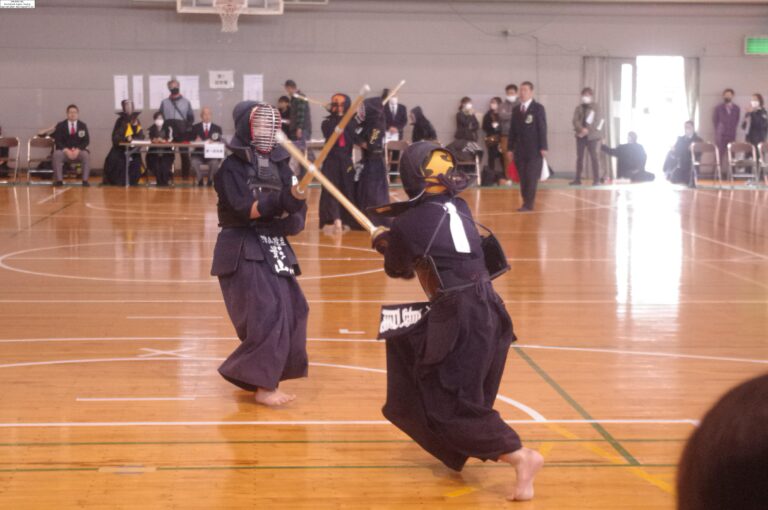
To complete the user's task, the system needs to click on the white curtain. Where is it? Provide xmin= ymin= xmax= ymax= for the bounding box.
xmin=583 ymin=56 xmax=627 ymax=180
xmin=684 ymin=57 xmax=700 ymax=127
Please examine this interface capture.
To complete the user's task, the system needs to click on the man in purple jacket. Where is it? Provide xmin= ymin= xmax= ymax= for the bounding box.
xmin=713 ymin=88 xmax=740 ymax=160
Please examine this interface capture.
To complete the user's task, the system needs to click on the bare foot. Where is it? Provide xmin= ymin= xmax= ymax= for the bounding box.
xmin=333 ymin=219 xmax=343 ymax=234
xmin=254 ymin=388 xmax=296 ymax=406
xmin=501 ymin=447 xmax=544 ymax=501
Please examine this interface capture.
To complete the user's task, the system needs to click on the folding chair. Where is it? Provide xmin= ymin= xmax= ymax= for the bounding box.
xmin=0 ymin=137 xmax=20 ymax=183
xmin=689 ymin=142 xmax=721 ymax=188
xmin=456 ymin=152 xmax=482 ymax=187
xmin=26 ymin=136 xmax=56 ymax=183
xmin=385 ymin=140 xmax=409 ymax=180
xmin=726 ymin=142 xmax=759 ymax=184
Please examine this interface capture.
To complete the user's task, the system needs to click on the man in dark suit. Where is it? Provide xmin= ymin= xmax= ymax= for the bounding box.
xmin=383 ymin=88 xmax=408 ymax=140
xmin=190 ymin=106 xmax=224 ymax=186
xmin=52 ymin=104 xmax=90 ymax=186
xmin=383 ymin=88 xmax=408 ymax=179
xmin=507 ymin=82 xmax=548 ymax=211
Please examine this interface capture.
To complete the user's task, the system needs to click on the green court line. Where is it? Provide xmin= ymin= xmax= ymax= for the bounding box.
xmin=512 ymin=347 xmax=641 ymax=466
xmin=0 ymin=438 xmax=686 ymax=448
xmin=0 ymin=463 xmax=677 ymax=474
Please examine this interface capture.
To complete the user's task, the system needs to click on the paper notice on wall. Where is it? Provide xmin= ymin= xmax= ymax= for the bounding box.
xmin=113 ymin=75 xmax=129 ymax=111
xmin=177 ymin=75 xmax=200 ymax=110
xmin=210 ymin=70 xmax=235 ymax=89
xmin=132 ymin=75 xmax=144 ymax=111
xmin=243 ymin=74 xmax=264 ymax=102
xmin=149 ymin=75 xmax=172 ymax=110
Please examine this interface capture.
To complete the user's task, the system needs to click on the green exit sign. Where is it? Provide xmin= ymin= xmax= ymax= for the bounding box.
xmin=745 ymin=36 xmax=768 ymax=55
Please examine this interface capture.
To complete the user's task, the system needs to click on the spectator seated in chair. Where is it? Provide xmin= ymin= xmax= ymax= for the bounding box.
xmin=52 ymin=104 xmax=91 ymax=186
xmin=190 ymin=107 xmax=223 ymax=187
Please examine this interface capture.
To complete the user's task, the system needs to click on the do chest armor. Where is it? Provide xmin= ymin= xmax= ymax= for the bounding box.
xmin=248 ymin=155 xmax=283 ymax=195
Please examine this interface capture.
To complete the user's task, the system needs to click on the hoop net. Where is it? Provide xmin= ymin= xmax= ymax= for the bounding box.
xmin=214 ymin=0 xmax=247 ymax=33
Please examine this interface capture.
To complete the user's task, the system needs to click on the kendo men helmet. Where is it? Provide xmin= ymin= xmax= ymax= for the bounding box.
xmin=232 ymin=101 xmax=281 ymax=156
xmin=399 ymin=141 xmax=468 ymax=199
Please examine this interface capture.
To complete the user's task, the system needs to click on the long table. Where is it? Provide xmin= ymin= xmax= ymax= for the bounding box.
xmin=119 ymin=141 xmax=208 ymax=187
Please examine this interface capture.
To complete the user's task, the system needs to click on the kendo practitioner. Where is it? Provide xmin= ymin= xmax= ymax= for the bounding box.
xmin=103 ymin=99 xmax=144 ymax=186
xmin=318 ymin=93 xmax=357 ymax=234
xmin=211 ymin=100 xmax=308 ymax=407
xmin=146 ymin=112 xmax=174 ymax=187
xmin=369 ymin=141 xmax=543 ymax=501
xmin=664 ymin=121 xmax=702 ymax=185
xmin=353 ymin=97 xmax=391 ymax=229
xmin=601 ymin=132 xmax=653 ymax=183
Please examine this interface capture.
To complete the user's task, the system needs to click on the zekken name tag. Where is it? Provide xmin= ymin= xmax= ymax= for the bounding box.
xmin=377 ymin=302 xmax=431 ymax=340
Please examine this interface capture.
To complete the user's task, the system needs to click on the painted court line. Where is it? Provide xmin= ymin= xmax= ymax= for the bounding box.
xmin=127 ymin=316 xmax=223 ymax=320
xmin=0 ymin=419 xmax=697 ymax=429
xmin=36 ymin=188 xmax=71 ymax=205
xmin=77 ymin=397 xmax=197 ymax=402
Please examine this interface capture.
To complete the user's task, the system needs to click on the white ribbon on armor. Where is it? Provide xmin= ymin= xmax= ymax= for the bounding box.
xmin=444 ymin=202 xmax=470 ymax=254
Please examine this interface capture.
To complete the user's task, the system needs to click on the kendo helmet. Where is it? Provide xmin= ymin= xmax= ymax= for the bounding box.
xmin=232 ymin=101 xmax=281 ymax=155
xmin=399 ymin=141 xmax=467 ymax=199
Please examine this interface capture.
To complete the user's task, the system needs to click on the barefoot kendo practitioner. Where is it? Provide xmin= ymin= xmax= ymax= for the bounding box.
xmin=211 ymin=101 xmax=308 ymax=407
xmin=369 ymin=141 xmax=544 ymax=501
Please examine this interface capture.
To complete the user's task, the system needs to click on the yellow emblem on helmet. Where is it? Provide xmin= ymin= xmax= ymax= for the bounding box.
xmin=423 ymin=149 xmax=455 ymax=194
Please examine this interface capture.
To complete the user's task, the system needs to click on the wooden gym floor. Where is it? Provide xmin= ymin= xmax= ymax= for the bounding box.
xmin=0 ymin=182 xmax=766 ymax=509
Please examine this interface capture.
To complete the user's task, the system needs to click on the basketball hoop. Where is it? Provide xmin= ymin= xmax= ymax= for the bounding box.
xmin=214 ymin=0 xmax=247 ymax=33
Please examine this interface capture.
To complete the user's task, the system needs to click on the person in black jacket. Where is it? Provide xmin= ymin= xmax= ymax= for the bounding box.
xmin=383 ymin=88 xmax=408 ymax=141
xmin=191 ymin=107 xmax=224 ymax=186
xmin=743 ymin=93 xmax=768 ymax=161
xmin=146 ymin=112 xmax=174 ymax=187
xmin=52 ymin=104 xmax=90 ymax=186
xmin=455 ymin=97 xmax=479 ymax=143
xmin=664 ymin=121 xmax=702 ymax=185
xmin=410 ymin=107 xmax=437 ymax=143
xmin=212 ymin=100 xmax=307 ymax=407
xmin=482 ymin=97 xmax=504 ymax=185
xmin=103 ymin=100 xmax=144 ymax=186
xmin=601 ymin=132 xmax=653 ymax=182
xmin=506 ymin=82 xmax=548 ymax=212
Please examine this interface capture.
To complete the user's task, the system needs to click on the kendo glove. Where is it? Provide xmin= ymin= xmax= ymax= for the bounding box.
xmin=256 ymin=192 xmax=283 ymax=218
xmin=280 ymin=185 xmax=306 ymax=215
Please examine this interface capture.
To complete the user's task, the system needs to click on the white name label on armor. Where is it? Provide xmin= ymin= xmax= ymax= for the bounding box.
xmin=259 ymin=235 xmax=294 ymax=276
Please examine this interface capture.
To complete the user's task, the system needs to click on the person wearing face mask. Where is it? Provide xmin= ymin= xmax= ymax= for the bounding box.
xmin=146 ymin=112 xmax=174 ymax=187
xmin=159 ymin=79 xmax=195 ymax=179
xmin=714 ymin=88 xmax=740 ymax=162
xmin=571 ymin=88 xmax=604 ymax=186
xmin=482 ymin=97 xmax=505 ymax=185
xmin=211 ymin=101 xmax=308 ymax=407
xmin=103 ymin=99 xmax=144 ymax=186
xmin=455 ymin=97 xmax=480 ymax=143
xmin=742 ymin=93 xmax=768 ymax=160
xmin=499 ymin=84 xmax=519 ymax=174
xmin=665 ymin=121 xmax=702 ymax=184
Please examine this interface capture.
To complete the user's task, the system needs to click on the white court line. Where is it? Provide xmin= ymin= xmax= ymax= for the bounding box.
xmin=0 ymin=356 xmax=544 ymax=421
xmin=1 ymin=299 xmax=767 ymax=305
xmin=1 ymin=337 xmax=768 ymax=366
xmin=36 ymin=188 xmax=71 ymax=205
xmin=77 ymin=397 xmax=196 ymax=402
xmin=0 ymin=419 xmax=698 ymax=429
xmin=516 ymin=344 xmax=768 ymax=365
xmin=339 ymin=329 xmax=366 ymax=335
xmin=496 ymin=395 xmax=546 ymax=422
xmin=133 ymin=314 xmax=224 ymax=320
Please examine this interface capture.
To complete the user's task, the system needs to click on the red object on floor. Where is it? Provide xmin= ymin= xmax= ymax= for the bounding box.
xmin=507 ymin=161 xmax=520 ymax=183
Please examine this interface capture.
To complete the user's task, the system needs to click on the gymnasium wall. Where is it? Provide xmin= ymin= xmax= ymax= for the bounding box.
xmin=1 ymin=0 xmax=767 ymax=174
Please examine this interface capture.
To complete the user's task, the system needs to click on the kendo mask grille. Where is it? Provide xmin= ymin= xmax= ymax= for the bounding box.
xmin=249 ymin=103 xmax=281 ymax=155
